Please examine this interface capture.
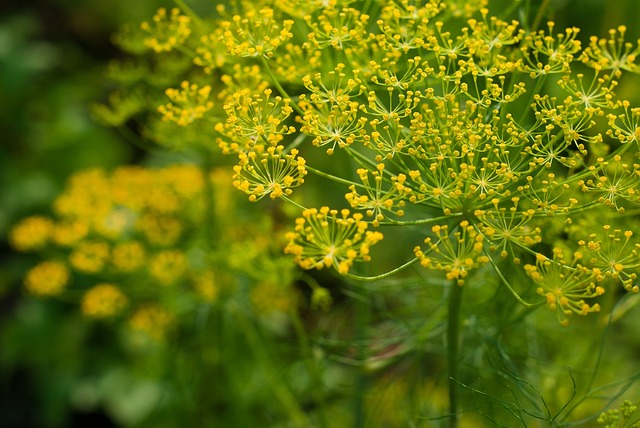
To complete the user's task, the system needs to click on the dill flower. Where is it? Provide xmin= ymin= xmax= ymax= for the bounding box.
xmin=577 ymin=226 xmax=640 ymax=292
xmin=524 ymin=248 xmax=604 ymax=326
xmin=221 ymin=7 xmax=294 ymax=58
xmin=24 ymin=261 xmax=70 ymax=297
xmin=149 ymin=250 xmax=188 ymax=286
xmin=582 ymin=25 xmax=640 ymax=74
xmin=69 ymin=241 xmax=110 ymax=274
xmin=220 ymin=88 xmax=296 ymax=150
xmin=51 ymin=220 xmax=89 ymax=247
xmin=81 ymin=284 xmax=128 ymax=319
xmin=111 ymin=241 xmax=146 ymax=272
xmin=304 ymin=6 xmax=370 ymax=51
xmin=414 ymin=221 xmax=489 ymax=285
xmin=345 ymin=165 xmax=409 ymax=226
xmin=232 ymin=145 xmax=307 ymax=201
xmin=158 ymin=81 xmax=215 ymax=127
xmin=193 ymin=271 xmax=219 ymax=303
xmin=111 ymin=0 xmax=640 ymax=324
xmin=284 ymin=207 xmax=384 ymax=274
xmin=194 ymin=29 xmax=227 ymax=74
xmin=578 ymin=155 xmax=640 ymax=213
xmin=9 ymin=216 xmax=54 ymax=252
xmin=128 ymin=305 xmax=173 ymax=341
xmin=597 ymin=399 xmax=640 ymax=427
xmin=140 ymin=7 xmax=191 ymax=53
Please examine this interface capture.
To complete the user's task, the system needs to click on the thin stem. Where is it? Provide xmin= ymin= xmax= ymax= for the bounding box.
xmin=281 ymin=195 xmax=307 ymax=211
xmin=353 ymin=286 xmax=371 ymax=428
xmin=306 ymin=165 xmax=363 ymax=187
xmin=447 ymin=281 xmax=464 ymax=428
xmin=261 ymin=57 xmax=306 ymax=118
xmin=345 ymin=257 xmax=419 ymax=282
xmin=289 ymin=306 xmax=327 ymax=428
xmin=485 ymin=252 xmax=543 ymax=308
xmin=531 ymin=0 xmax=551 ymax=32
xmin=379 ymin=212 xmax=462 ymax=226
xmin=173 ymin=0 xmax=204 ymax=27
xmin=231 ymin=304 xmax=311 ymax=426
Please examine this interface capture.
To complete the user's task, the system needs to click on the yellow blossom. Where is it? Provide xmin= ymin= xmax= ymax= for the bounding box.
xmin=9 ymin=216 xmax=54 ymax=252
xmin=69 ymin=241 xmax=110 ymax=273
xmin=111 ymin=241 xmax=146 ymax=272
xmin=221 ymin=8 xmax=294 ymax=58
xmin=285 ymin=206 xmax=383 ymax=274
xmin=158 ymin=81 xmax=214 ymax=127
xmin=232 ymin=146 xmax=307 ymax=201
xmin=149 ymin=250 xmax=188 ymax=285
xmin=128 ymin=305 xmax=173 ymax=341
xmin=140 ymin=8 xmax=191 ymax=53
xmin=24 ymin=261 xmax=70 ymax=297
xmin=81 ymin=284 xmax=128 ymax=319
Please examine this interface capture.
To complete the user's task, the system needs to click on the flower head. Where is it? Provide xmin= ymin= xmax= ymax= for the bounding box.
xmin=414 ymin=221 xmax=489 ymax=285
xmin=158 ymin=81 xmax=214 ymax=126
xmin=24 ymin=261 xmax=70 ymax=297
xmin=525 ymin=248 xmax=604 ymax=325
xmin=81 ymin=284 xmax=128 ymax=319
xmin=221 ymin=8 xmax=294 ymax=58
xmin=233 ymin=146 xmax=307 ymax=201
xmin=10 ymin=216 xmax=54 ymax=252
xmin=140 ymin=8 xmax=191 ymax=53
xmin=285 ymin=206 xmax=383 ymax=274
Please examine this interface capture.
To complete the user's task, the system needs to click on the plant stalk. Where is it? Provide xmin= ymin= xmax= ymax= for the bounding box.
xmin=447 ymin=282 xmax=464 ymax=428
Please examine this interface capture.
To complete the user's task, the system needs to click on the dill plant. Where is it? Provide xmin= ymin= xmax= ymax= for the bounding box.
xmin=83 ymin=0 xmax=640 ymax=426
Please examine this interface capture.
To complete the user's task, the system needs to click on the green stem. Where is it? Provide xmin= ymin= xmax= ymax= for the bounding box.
xmin=231 ymin=304 xmax=310 ymax=426
xmin=173 ymin=0 xmax=204 ymax=27
xmin=261 ymin=57 xmax=306 ymax=118
xmin=531 ymin=0 xmax=551 ymax=32
xmin=353 ymin=287 xmax=371 ymax=428
xmin=306 ymin=165 xmax=363 ymax=187
xmin=447 ymin=281 xmax=464 ymax=428
xmin=345 ymin=257 xmax=419 ymax=282
xmin=289 ymin=306 xmax=327 ymax=427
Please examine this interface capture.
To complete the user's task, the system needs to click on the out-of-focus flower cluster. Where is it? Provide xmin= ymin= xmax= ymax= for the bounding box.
xmin=10 ymin=164 xmax=298 ymax=342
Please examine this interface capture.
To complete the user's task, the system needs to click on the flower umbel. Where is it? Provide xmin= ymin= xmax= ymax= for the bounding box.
xmin=140 ymin=8 xmax=191 ymax=53
xmin=525 ymin=248 xmax=604 ymax=325
xmin=285 ymin=207 xmax=383 ymax=274
xmin=221 ymin=8 xmax=294 ymax=58
xmin=414 ymin=221 xmax=489 ymax=285
xmin=158 ymin=81 xmax=214 ymax=126
xmin=233 ymin=145 xmax=307 ymax=201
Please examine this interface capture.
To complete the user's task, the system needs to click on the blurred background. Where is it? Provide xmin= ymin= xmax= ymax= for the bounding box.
xmin=2 ymin=1 xmax=640 ymax=427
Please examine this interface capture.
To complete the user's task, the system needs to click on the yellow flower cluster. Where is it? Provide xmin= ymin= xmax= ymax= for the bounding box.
xmin=232 ymin=146 xmax=307 ymax=201
xmin=9 ymin=216 xmax=54 ymax=252
xmin=220 ymin=88 xmax=296 ymax=148
xmin=13 ymin=162 xmax=300 ymax=340
xmin=10 ymin=165 xmax=205 ymax=315
xmin=414 ymin=221 xmax=489 ymax=285
xmin=128 ymin=305 xmax=174 ymax=341
xmin=524 ymin=248 xmax=604 ymax=326
xmin=285 ymin=207 xmax=384 ymax=274
xmin=345 ymin=165 xmax=409 ymax=226
xmin=577 ymin=226 xmax=640 ymax=292
xmin=81 ymin=284 xmax=129 ymax=319
xmin=221 ymin=7 xmax=294 ymax=58
xmin=24 ymin=261 xmax=70 ymax=297
xmin=158 ymin=81 xmax=215 ymax=126
xmin=140 ymin=8 xmax=191 ymax=53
